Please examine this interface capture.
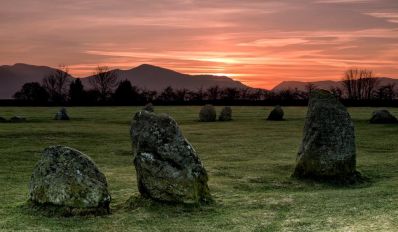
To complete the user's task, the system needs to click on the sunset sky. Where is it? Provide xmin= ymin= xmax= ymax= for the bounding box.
xmin=1 ymin=0 xmax=398 ymax=89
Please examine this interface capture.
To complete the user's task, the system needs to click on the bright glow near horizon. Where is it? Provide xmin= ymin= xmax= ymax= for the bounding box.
xmin=1 ymin=0 xmax=398 ymax=89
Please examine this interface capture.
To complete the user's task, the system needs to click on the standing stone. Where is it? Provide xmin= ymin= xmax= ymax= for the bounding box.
xmin=143 ymin=103 xmax=154 ymax=112
xmin=130 ymin=111 xmax=211 ymax=204
xmin=54 ymin=107 xmax=70 ymax=120
xmin=29 ymin=146 xmax=111 ymax=214
xmin=370 ymin=109 xmax=397 ymax=124
xmin=9 ymin=116 xmax=26 ymax=122
xmin=293 ymin=90 xmax=361 ymax=183
xmin=267 ymin=105 xmax=284 ymax=121
xmin=199 ymin=104 xmax=216 ymax=122
xmin=219 ymin=106 xmax=232 ymax=121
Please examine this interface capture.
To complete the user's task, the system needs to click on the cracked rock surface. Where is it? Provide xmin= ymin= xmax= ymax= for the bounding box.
xmin=130 ymin=111 xmax=211 ymax=204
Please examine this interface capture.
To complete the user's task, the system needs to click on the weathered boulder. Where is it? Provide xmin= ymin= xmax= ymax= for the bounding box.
xmin=370 ymin=109 xmax=397 ymax=124
xmin=10 ymin=116 xmax=26 ymax=122
xmin=293 ymin=90 xmax=361 ymax=183
xmin=219 ymin=106 xmax=232 ymax=121
xmin=54 ymin=107 xmax=70 ymax=120
xmin=199 ymin=104 xmax=216 ymax=122
xmin=29 ymin=146 xmax=111 ymax=214
xmin=130 ymin=111 xmax=211 ymax=204
xmin=267 ymin=106 xmax=284 ymax=121
xmin=143 ymin=103 xmax=154 ymax=112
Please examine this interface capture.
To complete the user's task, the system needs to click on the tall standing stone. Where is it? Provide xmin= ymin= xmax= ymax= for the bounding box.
xmin=293 ymin=90 xmax=361 ymax=183
xmin=130 ymin=111 xmax=211 ymax=204
xmin=29 ymin=146 xmax=111 ymax=214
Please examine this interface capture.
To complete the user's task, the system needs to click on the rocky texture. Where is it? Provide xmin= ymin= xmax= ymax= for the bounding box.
xmin=29 ymin=146 xmax=111 ymax=214
xmin=293 ymin=90 xmax=361 ymax=184
xmin=199 ymin=104 xmax=216 ymax=122
xmin=54 ymin=107 xmax=70 ymax=120
xmin=142 ymin=103 xmax=154 ymax=112
xmin=219 ymin=106 xmax=232 ymax=121
xmin=267 ymin=106 xmax=284 ymax=121
xmin=369 ymin=109 xmax=398 ymax=124
xmin=130 ymin=111 xmax=211 ymax=204
xmin=9 ymin=116 xmax=26 ymax=122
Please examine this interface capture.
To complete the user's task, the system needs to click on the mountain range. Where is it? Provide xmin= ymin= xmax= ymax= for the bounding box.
xmin=0 ymin=63 xmax=247 ymax=99
xmin=1 ymin=63 xmax=398 ymax=99
xmin=272 ymin=78 xmax=398 ymax=92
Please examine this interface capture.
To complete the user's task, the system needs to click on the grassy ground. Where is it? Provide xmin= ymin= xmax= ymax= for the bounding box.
xmin=0 ymin=106 xmax=397 ymax=232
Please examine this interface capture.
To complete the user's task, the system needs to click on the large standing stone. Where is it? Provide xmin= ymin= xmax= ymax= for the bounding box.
xmin=29 ymin=146 xmax=111 ymax=214
xmin=199 ymin=104 xmax=216 ymax=122
xmin=142 ymin=103 xmax=154 ymax=112
xmin=293 ymin=90 xmax=361 ymax=183
xmin=267 ymin=106 xmax=284 ymax=121
xmin=54 ymin=107 xmax=70 ymax=120
xmin=219 ymin=106 xmax=232 ymax=121
xmin=369 ymin=109 xmax=397 ymax=124
xmin=130 ymin=111 xmax=211 ymax=204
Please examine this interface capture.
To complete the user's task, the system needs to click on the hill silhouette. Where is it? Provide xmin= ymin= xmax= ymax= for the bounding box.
xmin=0 ymin=63 xmax=248 ymax=99
xmin=82 ymin=64 xmax=248 ymax=91
xmin=272 ymin=78 xmax=398 ymax=92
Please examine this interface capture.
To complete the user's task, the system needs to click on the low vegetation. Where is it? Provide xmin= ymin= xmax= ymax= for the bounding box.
xmin=0 ymin=106 xmax=398 ymax=231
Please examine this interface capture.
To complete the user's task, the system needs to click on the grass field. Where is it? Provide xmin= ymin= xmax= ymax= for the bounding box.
xmin=0 ymin=106 xmax=398 ymax=231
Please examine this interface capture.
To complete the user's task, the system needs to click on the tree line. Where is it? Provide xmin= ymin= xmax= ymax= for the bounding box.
xmin=10 ymin=66 xmax=398 ymax=106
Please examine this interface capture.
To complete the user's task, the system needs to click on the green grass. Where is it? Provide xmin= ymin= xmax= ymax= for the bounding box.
xmin=0 ymin=106 xmax=398 ymax=231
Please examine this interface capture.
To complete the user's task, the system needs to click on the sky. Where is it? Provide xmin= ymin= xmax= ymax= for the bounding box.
xmin=1 ymin=0 xmax=398 ymax=89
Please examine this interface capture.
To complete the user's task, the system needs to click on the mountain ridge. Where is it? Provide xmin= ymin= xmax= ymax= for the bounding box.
xmin=0 ymin=63 xmax=248 ymax=99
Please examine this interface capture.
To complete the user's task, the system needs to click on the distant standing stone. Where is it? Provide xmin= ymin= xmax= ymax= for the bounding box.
xmin=9 ymin=116 xmax=26 ymax=122
xmin=199 ymin=104 xmax=216 ymax=122
xmin=54 ymin=107 xmax=70 ymax=120
xmin=267 ymin=105 xmax=284 ymax=121
xmin=29 ymin=146 xmax=111 ymax=214
xmin=293 ymin=90 xmax=361 ymax=183
xmin=370 ymin=109 xmax=398 ymax=124
xmin=219 ymin=106 xmax=232 ymax=121
xmin=130 ymin=111 xmax=211 ymax=204
xmin=143 ymin=103 xmax=154 ymax=112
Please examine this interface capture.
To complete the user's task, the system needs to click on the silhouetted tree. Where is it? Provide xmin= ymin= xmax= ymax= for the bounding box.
xmin=222 ymin=87 xmax=240 ymax=102
xmin=13 ymin=82 xmax=49 ymax=104
xmin=90 ymin=66 xmax=118 ymax=102
xmin=305 ymin=83 xmax=317 ymax=94
xmin=329 ymin=86 xmax=343 ymax=99
xmin=140 ymin=89 xmax=157 ymax=103
xmin=42 ymin=65 xmax=70 ymax=104
xmin=113 ymin=80 xmax=140 ymax=105
xmin=68 ymin=78 xmax=85 ymax=105
xmin=342 ymin=69 xmax=379 ymax=100
xmin=175 ymin=88 xmax=189 ymax=103
xmin=85 ymin=89 xmax=101 ymax=105
xmin=206 ymin=86 xmax=221 ymax=102
xmin=376 ymin=84 xmax=396 ymax=101
xmin=158 ymin=86 xmax=176 ymax=103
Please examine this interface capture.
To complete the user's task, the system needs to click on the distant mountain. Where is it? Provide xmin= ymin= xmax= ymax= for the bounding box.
xmin=0 ymin=63 xmax=75 ymax=99
xmin=0 ymin=63 xmax=248 ymax=99
xmin=272 ymin=77 xmax=398 ymax=92
xmin=82 ymin=64 xmax=248 ymax=91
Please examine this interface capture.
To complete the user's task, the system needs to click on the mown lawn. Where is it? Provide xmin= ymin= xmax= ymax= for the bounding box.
xmin=0 ymin=106 xmax=397 ymax=231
